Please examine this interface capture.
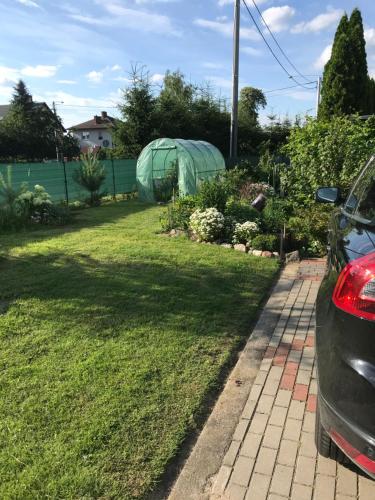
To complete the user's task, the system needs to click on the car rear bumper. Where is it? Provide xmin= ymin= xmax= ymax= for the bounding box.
xmin=318 ymin=390 xmax=375 ymax=479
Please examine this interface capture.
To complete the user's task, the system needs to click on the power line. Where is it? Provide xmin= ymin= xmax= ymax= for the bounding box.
xmin=249 ymin=0 xmax=311 ymax=83
xmin=241 ymin=0 xmax=314 ymax=90
xmin=264 ymin=82 xmax=317 ymax=94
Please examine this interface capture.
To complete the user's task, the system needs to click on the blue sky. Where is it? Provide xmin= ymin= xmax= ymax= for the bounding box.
xmin=1 ymin=0 xmax=375 ymax=127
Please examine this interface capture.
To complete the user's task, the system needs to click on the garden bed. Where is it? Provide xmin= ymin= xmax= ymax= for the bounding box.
xmin=0 ymin=200 xmax=278 ymax=499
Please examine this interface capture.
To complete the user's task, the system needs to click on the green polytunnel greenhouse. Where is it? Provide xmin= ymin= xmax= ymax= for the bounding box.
xmin=136 ymin=138 xmax=226 ymax=202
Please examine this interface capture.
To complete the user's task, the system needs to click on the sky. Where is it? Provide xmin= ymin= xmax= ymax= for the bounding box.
xmin=1 ymin=0 xmax=375 ymax=128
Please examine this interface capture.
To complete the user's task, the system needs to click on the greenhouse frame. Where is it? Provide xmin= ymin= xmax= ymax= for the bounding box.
xmin=136 ymin=138 xmax=226 ymax=202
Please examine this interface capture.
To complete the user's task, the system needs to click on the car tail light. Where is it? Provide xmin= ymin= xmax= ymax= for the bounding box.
xmin=330 ymin=429 xmax=375 ymax=474
xmin=332 ymin=252 xmax=375 ymax=321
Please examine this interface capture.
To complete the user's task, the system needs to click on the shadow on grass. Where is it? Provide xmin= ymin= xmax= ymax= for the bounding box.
xmin=0 ymin=199 xmax=153 ymax=256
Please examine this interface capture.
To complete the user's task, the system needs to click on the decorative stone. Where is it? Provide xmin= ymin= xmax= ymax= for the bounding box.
xmin=285 ymin=250 xmax=300 ymax=263
xmin=252 ymin=250 xmax=262 ymax=257
xmin=262 ymin=251 xmax=273 ymax=258
xmin=272 ymin=252 xmax=280 ymax=258
xmin=221 ymin=243 xmax=232 ymax=249
xmin=234 ymin=244 xmax=247 ymax=252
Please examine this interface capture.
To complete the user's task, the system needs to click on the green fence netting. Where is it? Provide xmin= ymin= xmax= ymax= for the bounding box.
xmin=137 ymin=138 xmax=226 ymax=202
xmin=0 ymin=159 xmax=137 ymax=203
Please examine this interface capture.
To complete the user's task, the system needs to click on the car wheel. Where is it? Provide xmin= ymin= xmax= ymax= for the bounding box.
xmin=315 ymin=400 xmax=347 ymax=462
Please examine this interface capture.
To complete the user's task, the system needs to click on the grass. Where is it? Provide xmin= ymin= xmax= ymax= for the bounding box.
xmin=0 ymin=200 xmax=278 ymax=499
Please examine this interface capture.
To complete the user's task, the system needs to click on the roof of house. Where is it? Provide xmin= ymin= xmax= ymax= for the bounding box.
xmin=0 ymin=104 xmax=11 ymax=119
xmin=69 ymin=112 xmax=116 ymax=130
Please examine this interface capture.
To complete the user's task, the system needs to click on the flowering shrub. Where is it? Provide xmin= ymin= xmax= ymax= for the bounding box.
xmin=19 ymin=184 xmax=52 ymax=208
xmin=239 ymin=182 xmax=274 ymax=202
xmin=189 ymin=208 xmax=224 ymax=242
xmin=232 ymin=221 xmax=259 ymax=245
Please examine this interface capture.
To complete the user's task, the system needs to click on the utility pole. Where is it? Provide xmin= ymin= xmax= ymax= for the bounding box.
xmin=52 ymin=101 xmax=60 ymax=162
xmin=230 ymin=0 xmax=240 ymax=163
xmin=316 ymin=76 xmax=322 ymax=117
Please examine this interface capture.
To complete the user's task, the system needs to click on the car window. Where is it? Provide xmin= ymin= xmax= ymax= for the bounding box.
xmin=344 ymin=157 xmax=375 ymax=223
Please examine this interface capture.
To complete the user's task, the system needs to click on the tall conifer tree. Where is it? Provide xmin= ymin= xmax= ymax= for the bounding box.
xmin=348 ymin=9 xmax=368 ymax=113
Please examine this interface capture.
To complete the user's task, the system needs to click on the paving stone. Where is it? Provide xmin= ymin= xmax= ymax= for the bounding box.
xmin=299 ymin=431 xmax=317 ymax=458
xmin=232 ymin=419 xmax=250 ymax=442
xmin=337 ymin=463 xmax=358 ymax=497
xmin=240 ymin=432 xmax=262 ymax=459
xmin=277 ymin=439 xmax=298 ymax=467
xmin=225 ymin=481 xmax=247 ymax=500
xmin=316 ymin=454 xmax=337 ymax=477
xmin=230 ymin=456 xmax=255 ymax=487
xmin=249 ymin=412 xmax=268 ymax=435
xmin=245 ymin=472 xmax=270 ymax=500
xmin=211 ymin=465 xmax=232 ymax=495
xmin=268 ymin=405 xmax=288 ymax=427
xmin=358 ymin=474 xmax=375 ymax=500
xmin=241 ymin=399 xmax=257 ymax=420
xmin=296 ymin=369 xmax=311 ymax=385
xmin=274 ymin=389 xmax=292 ymax=408
xmin=306 ymin=394 xmax=317 ymax=413
xmin=263 ymin=378 xmax=279 ymax=397
xmin=302 ymin=411 xmax=315 ymax=433
xmin=291 ymin=483 xmax=312 ymax=500
xmin=288 ymin=400 xmax=305 ymax=420
xmin=294 ymin=455 xmax=316 ymax=486
xmin=248 ymin=384 xmax=262 ymax=402
xmin=313 ymin=474 xmax=335 ymax=500
xmin=257 ymin=394 xmax=275 ymax=415
xmin=223 ymin=440 xmax=241 ymax=467
xmin=253 ymin=370 xmax=268 ymax=386
xmin=269 ymin=464 xmax=294 ymax=497
xmin=268 ymin=365 xmax=284 ymax=381
xmin=253 ymin=447 xmax=277 ymax=476
xmin=262 ymin=424 xmax=283 ymax=450
xmin=283 ymin=417 xmax=302 ymax=441
xmin=293 ymin=383 xmax=309 ymax=401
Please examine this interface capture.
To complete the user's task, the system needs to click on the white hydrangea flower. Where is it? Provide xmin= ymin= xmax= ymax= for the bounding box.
xmin=190 ymin=208 xmax=225 ymax=242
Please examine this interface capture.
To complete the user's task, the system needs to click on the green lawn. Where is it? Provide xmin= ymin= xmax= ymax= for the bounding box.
xmin=0 ymin=200 xmax=278 ymax=499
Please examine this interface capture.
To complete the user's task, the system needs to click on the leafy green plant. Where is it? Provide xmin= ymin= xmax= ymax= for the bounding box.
xmin=153 ymin=162 xmax=179 ymax=203
xmin=261 ymin=198 xmax=292 ymax=234
xmin=252 ymin=234 xmax=279 ymax=252
xmin=225 ymin=197 xmax=259 ymax=223
xmin=0 ymin=166 xmax=27 ymax=208
xmin=198 ymin=177 xmax=229 ymax=213
xmin=73 ymin=152 xmax=106 ymax=206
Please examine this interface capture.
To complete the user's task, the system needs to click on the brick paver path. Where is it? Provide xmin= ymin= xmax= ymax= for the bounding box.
xmin=210 ymin=260 xmax=375 ymax=500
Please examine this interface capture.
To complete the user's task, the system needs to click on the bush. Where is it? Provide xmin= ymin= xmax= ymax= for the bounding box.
xmin=73 ymin=152 xmax=106 ymax=206
xmin=252 ymin=234 xmax=279 ymax=252
xmin=287 ymin=204 xmax=332 ymax=256
xmin=221 ymin=167 xmax=249 ymax=195
xmin=153 ymin=162 xmax=179 ymax=203
xmin=160 ymin=195 xmax=199 ymax=232
xmin=239 ymin=181 xmax=274 ymax=202
xmin=189 ymin=208 xmax=225 ymax=242
xmin=282 ymin=115 xmax=375 ymax=206
xmin=198 ymin=177 xmax=229 ymax=213
xmin=261 ymin=198 xmax=292 ymax=233
xmin=225 ymin=198 xmax=260 ymax=223
xmin=232 ymin=221 xmax=259 ymax=245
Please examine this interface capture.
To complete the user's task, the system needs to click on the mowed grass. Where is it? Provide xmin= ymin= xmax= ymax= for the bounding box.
xmin=0 ymin=200 xmax=278 ymax=499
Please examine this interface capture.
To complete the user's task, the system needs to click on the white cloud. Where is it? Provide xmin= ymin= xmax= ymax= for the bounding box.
xmin=21 ymin=65 xmax=58 ymax=77
xmin=262 ymin=6 xmax=296 ymax=33
xmin=365 ymin=28 xmax=375 ymax=47
xmin=241 ymin=46 xmax=262 ymax=57
xmin=86 ymin=70 xmax=104 ymax=83
xmin=314 ymin=44 xmax=332 ymax=70
xmin=151 ymin=73 xmax=165 ymax=84
xmin=16 ymin=0 xmax=40 ymax=8
xmin=292 ymin=8 xmax=343 ymax=34
xmin=57 ymin=80 xmax=77 ymax=85
xmin=194 ymin=18 xmax=259 ymax=41
xmin=135 ymin=0 xmax=180 ymax=3
xmin=111 ymin=64 xmax=122 ymax=71
xmin=0 ymin=64 xmax=58 ymax=84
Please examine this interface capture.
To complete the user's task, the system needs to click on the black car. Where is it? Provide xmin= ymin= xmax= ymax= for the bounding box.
xmin=315 ymin=155 xmax=375 ymax=478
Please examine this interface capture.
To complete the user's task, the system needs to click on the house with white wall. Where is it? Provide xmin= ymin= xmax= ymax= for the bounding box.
xmin=69 ymin=111 xmax=116 ymax=152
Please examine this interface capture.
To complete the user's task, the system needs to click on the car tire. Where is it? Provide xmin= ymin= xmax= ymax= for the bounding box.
xmin=315 ymin=400 xmax=347 ymax=463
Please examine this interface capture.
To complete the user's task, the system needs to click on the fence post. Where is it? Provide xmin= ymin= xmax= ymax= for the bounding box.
xmin=62 ymin=160 xmax=69 ymax=205
xmin=111 ymin=158 xmax=116 ymax=200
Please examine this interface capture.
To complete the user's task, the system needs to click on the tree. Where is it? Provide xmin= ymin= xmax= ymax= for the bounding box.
xmin=113 ymin=65 xmax=157 ymax=157
xmin=348 ymin=9 xmax=368 ymax=113
xmin=73 ymin=152 xmax=106 ymax=206
xmin=318 ymin=14 xmax=354 ymax=119
xmin=0 ymin=80 xmax=63 ymax=160
xmin=238 ymin=87 xmax=267 ymax=127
